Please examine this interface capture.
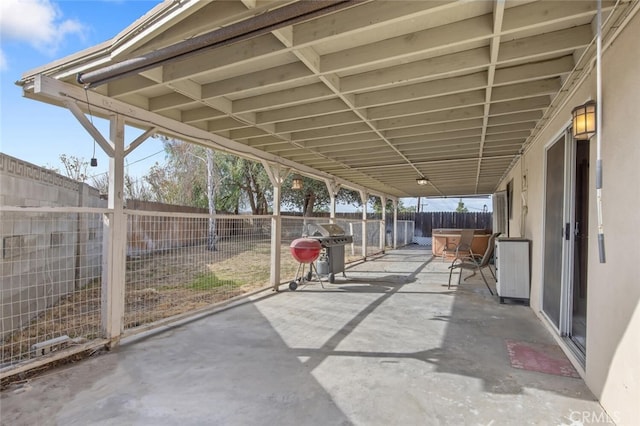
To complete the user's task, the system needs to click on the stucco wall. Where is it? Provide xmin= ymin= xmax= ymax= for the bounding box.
xmin=496 ymin=9 xmax=640 ymax=424
xmin=587 ymin=9 xmax=640 ymax=423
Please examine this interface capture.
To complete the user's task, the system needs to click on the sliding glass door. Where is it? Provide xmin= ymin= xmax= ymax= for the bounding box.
xmin=542 ymin=130 xmax=589 ymax=359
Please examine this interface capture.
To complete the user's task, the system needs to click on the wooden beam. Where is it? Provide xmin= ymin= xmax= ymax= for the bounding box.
xmin=367 ymin=90 xmax=486 ymax=121
xmin=322 ymin=14 xmax=493 ymax=73
xmin=356 ymin=72 xmax=488 ymax=108
xmin=498 ymin=25 xmax=593 ymax=63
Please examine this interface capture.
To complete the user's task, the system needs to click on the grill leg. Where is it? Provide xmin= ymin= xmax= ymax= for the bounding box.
xmin=310 ymin=262 xmax=325 ymax=288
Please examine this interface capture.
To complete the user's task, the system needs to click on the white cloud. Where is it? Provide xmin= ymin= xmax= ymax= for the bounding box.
xmin=0 ymin=0 xmax=86 ymax=55
xmin=0 ymin=49 xmax=7 ymax=71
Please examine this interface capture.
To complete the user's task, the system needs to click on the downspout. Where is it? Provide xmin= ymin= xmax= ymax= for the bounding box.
xmin=596 ymin=0 xmax=606 ymax=263
xmin=77 ymin=0 xmax=360 ymax=88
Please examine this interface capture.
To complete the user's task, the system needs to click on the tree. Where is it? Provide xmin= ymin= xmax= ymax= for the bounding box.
xmin=456 ymin=199 xmax=469 ymax=213
xmin=125 ymin=175 xmax=154 ymax=201
xmin=215 ymin=154 xmax=271 ymax=214
xmin=90 ymin=168 xmax=154 ymax=201
xmin=52 ymin=154 xmax=89 ymax=182
xmin=281 ymin=176 xmax=328 ymax=216
xmin=145 ymin=140 xmax=209 ymax=208
xmin=91 ymin=173 xmax=109 ymax=194
xmin=145 ymin=138 xmax=219 ymax=249
xmin=205 ymin=148 xmax=216 ymax=250
xmin=281 ymin=176 xmax=362 ymax=216
xmin=370 ymin=198 xmax=414 ymax=214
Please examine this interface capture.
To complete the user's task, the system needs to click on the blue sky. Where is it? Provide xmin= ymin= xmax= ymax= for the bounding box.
xmin=0 ymin=0 xmax=164 ymax=180
xmin=0 ymin=0 xmax=491 ymax=212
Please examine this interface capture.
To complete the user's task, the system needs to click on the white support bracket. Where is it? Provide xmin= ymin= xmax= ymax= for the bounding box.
xmin=324 ymin=179 xmax=340 ymax=223
xmin=63 ymin=100 xmax=115 ymax=157
xmin=125 ymin=127 xmax=157 ymax=156
xmin=262 ymin=160 xmax=290 ymax=188
xmin=31 ymin=75 xmax=395 ymax=202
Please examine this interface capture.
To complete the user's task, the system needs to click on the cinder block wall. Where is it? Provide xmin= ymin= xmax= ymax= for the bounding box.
xmin=0 ymin=153 xmax=106 ymax=340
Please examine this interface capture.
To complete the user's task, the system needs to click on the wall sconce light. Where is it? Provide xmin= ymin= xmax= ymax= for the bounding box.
xmin=292 ymin=174 xmax=303 ymax=190
xmin=416 ymin=177 xmax=429 ymax=185
xmin=572 ymin=100 xmax=597 ymax=140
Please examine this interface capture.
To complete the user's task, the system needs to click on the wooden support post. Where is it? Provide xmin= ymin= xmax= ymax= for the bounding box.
xmin=360 ymin=190 xmax=367 ymax=260
xmin=102 ymin=114 xmax=126 ymax=344
xmin=263 ymin=162 xmax=288 ymax=291
xmin=380 ymin=196 xmax=386 ymax=253
xmin=393 ymin=199 xmax=398 ymax=249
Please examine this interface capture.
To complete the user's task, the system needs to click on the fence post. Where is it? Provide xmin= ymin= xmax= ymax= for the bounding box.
xmin=404 ymin=221 xmax=408 ymax=246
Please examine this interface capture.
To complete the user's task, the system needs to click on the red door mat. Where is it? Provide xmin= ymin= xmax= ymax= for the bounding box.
xmin=505 ymin=339 xmax=580 ymax=378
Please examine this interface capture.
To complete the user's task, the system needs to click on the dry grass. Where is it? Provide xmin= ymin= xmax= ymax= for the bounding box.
xmin=1 ymin=241 xmax=302 ymax=365
xmin=1 ymin=240 xmax=377 ymax=365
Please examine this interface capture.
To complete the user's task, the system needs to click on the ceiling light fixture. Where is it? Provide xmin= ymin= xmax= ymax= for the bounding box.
xmin=416 ymin=177 xmax=429 ymax=185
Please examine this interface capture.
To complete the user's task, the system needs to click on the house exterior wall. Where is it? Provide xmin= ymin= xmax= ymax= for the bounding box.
xmin=496 ymin=10 xmax=640 ymax=424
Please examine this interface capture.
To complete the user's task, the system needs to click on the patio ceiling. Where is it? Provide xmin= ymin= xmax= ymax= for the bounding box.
xmin=19 ymin=0 xmax=634 ymax=199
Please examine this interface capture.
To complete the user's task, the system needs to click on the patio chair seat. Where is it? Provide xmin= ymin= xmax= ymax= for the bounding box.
xmin=442 ymin=228 xmax=475 ymax=262
xmin=448 ymin=232 xmax=501 ymax=295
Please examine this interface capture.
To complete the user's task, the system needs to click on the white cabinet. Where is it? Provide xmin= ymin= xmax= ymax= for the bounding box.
xmin=495 ymin=238 xmax=530 ymax=304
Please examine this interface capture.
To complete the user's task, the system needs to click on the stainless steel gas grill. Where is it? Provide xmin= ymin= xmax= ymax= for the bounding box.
xmin=304 ymin=223 xmax=353 ymax=283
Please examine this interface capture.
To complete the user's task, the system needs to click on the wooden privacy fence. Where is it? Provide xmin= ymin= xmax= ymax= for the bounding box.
xmin=392 ymin=212 xmax=492 ymax=238
xmin=125 ymin=200 xmax=261 ymax=255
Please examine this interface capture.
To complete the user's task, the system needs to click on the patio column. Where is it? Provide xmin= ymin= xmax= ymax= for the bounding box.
xmin=263 ymin=162 xmax=288 ymax=291
xmin=63 ymin=97 xmax=155 ymax=344
xmin=360 ymin=190 xmax=367 ymax=260
xmin=102 ymin=114 xmax=127 ymax=343
xmin=393 ymin=199 xmax=398 ymax=249
xmin=380 ymin=196 xmax=386 ymax=253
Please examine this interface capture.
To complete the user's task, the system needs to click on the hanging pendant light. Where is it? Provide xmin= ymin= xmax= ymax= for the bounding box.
xmin=292 ymin=174 xmax=303 ymax=190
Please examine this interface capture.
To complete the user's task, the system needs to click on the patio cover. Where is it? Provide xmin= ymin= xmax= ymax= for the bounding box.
xmin=17 ymin=0 xmax=637 ymax=199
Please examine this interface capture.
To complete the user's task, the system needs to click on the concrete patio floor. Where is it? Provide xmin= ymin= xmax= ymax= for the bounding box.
xmin=1 ymin=246 xmax=609 ymax=425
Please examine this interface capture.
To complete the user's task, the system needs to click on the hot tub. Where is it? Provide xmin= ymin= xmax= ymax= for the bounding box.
xmin=431 ymin=229 xmax=491 ymax=258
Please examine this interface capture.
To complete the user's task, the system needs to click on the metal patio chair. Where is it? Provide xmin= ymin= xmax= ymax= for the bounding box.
xmin=447 ymin=232 xmax=501 ymax=295
xmin=442 ymin=228 xmax=475 ymax=262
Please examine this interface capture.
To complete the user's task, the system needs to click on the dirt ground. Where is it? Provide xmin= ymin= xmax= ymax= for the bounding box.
xmin=1 ymin=239 xmax=375 ymax=367
xmin=1 ymin=241 xmax=300 ymax=366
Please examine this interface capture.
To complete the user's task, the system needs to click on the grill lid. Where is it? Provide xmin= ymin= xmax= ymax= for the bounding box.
xmin=305 ymin=223 xmax=345 ymax=237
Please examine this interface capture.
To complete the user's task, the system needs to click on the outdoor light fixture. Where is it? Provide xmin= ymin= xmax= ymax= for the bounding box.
xmin=572 ymin=100 xmax=597 ymax=140
xmin=416 ymin=177 xmax=429 ymax=185
xmin=292 ymin=174 xmax=303 ymax=190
